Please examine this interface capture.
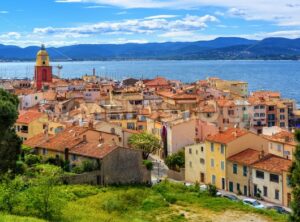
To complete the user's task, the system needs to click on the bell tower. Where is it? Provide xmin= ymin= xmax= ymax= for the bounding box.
xmin=34 ymin=44 xmax=52 ymax=90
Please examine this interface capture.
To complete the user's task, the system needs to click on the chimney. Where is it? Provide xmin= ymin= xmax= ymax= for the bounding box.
xmin=83 ymin=134 xmax=87 ymax=142
xmin=93 ymin=68 xmax=96 ymax=76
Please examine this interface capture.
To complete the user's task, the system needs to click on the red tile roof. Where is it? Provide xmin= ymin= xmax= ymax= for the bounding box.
xmin=251 ymin=154 xmax=292 ymax=174
xmin=145 ymin=77 xmax=169 ymax=87
xmin=70 ymin=142 xmax=117 ymax=159
xmin=37 ymin=126 xmax=88 ymax=152
xmin=227 ymin=148 xmax=261 ymax=165
xmin=17 ymin=111 xmax=44 ymax=124
xmin=206 ymin=128 xmax=248 ymax=144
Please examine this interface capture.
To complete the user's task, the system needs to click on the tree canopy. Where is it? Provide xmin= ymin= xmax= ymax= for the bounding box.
xmin=0 ymin=89 xmax=21 ymax=174
xmin=128 ymin=132 xmax=160 ymax=159
xmin=289 ymin=130 xmax=300 ymax=222
xmin=165 ymin=150 xmax=185 ymax=171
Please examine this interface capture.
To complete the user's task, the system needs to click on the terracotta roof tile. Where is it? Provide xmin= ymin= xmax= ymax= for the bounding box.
xmin=70 ymin=142 xmax=118 ymax=159
xmin=251 ymin=154 xmax=292 ymax=174
xmin=17 ymin=111 xmax=44 ymax=124
xmin=37 ymin=126 xmax=88 ymax=152
xmin=227 ymin=148 xmax=261 ymax=165
xmin=145 ymin=77 xmax=169 ymax=87
xmin=206 ymin=128 xmax=248 ymax=144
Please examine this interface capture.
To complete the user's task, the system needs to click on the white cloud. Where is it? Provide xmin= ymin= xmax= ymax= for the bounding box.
xmin=145 ymin=14 xmax=177 ymax=19
xmin=54 ymin=0 xmax=300 ymax=27
xmin=33 ymin=14 xmax=218 ymax=35
xmin=0 ymin=10 xmax=9 ymax=14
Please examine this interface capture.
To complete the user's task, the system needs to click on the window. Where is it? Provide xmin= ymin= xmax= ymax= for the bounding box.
xmin=256 ymin=170 xmax=264 ymax=179
xmin=280 ymin=108 xmax=285 ymax=113
xmin=237 ymin=183 xmax=240 ymax=192
xmin=228 ymin=110 xmax=234 ymax=115
xmin=189 ymin=161 xmax=192 ymax=168
xmin=260 ymin=113 xmax=265 ymax=117
xmin=210 ymin=143 xmax=214 ymax=152
xmin=42 ymin=148 xmax=48 ymax=155
xmin=201 ymin=146 xmax=204 ymax=152
xmin=221 ymin=161 xmax=225 ymax=171
xmin=233 ymin=163 xmax=238 ymax=174
xmin=229 ymin=181 xmax=233 ymax=192
xmin=277 ymin=144 xmax=282 ymax=152
xmin=72 ymin=155 xmax=77 ymax=161
xmin=280 ymin=122 xmax=285 ymax=127
xmin=263 ymin=186 xmax=268 ymax=197
xmin=127 ymin=122 xmax=135 ymax=129
xmin=243 ymin=185 xmax=247 ymax=196
xmin=189 ymin=148 xmax=192 ymax=154
xmin=254 ymin=105 xmax=259 ymax=109
xmin=268 ymin=106 xmax=275 ymax=111
xmin=212 ymin=175 xmax=216 ymax=185
xmin=275 ymin=189 xmax=280 ymax=200
xmin=35 ymin=96 xmax=38 ymax=100
xmin=220 ymin=144 xmax=225 ymax=154
xmin=243 ymin=166 xmax=247 ymax=177
xmin=260 ymin=105 xmax=265 ymax=109
xmin=211 ymin=159 xmax=215 ymax=167
xmin=200 ymin=158 xmax=205 ymax=164
xmin=270 ymin=174 xmax=279 ymax=183
xmin=280 ymin=115 xmax=285 ymax=120
xmin=268 ymin=114 xmax=275 ymax=120
xmin=196 ymin=150 xmax=198 ymax=155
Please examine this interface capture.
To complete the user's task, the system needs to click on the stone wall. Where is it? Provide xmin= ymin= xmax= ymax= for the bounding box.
xmin=63 ymin=147 xmax=151 ymax=186
xmin=102 ymin=147 xmax=151 ymax=185
xmin=167 ymin=168 xmax=185 ymax=181
xmin=63 ymin=170 xmax=101 ymax=185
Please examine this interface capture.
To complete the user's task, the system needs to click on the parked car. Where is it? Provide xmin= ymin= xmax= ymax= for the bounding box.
xmin=223 ymin=194 xmax=239 ymax=201
xmin=267 ymin=206 xmax=290 ymax=214
xmin=243 ymin=198 xmax=265 ymax=209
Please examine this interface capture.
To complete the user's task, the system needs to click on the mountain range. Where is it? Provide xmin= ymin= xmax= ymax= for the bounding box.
xmin=1 ymin=37 xmax=300 ymax=61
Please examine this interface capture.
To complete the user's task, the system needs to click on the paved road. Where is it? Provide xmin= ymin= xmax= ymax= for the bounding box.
xmin=149 ymin=154 xmax=168 ymax=183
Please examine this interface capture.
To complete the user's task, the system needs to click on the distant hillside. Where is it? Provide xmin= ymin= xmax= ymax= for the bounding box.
xmin=1 ymin=37 xmax=300 ymax=61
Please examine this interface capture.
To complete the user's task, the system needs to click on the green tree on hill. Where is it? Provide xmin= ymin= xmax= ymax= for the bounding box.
xmin=0 ymin=89 xmax=21 ymax=174
xmin=289 ymin=130 xmax=300 ymax=222
xmin=128 ymin=132 xmax=160 ymax=159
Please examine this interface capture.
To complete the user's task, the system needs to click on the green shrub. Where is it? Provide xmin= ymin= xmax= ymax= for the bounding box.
xmin=165 ymin=150 xmax=185 ymax=171
xmin=207 ymin=184 xmax=217 ymax=197
xmin=15 ymin=161 xmax=27 ymax=175
xmin=72 ymin=165 xmax=84 ymax=174
xmin=143 ymin=160 xmax=153 ymax=171
xmin=25 ymin=154 xmax=41 ymax=166
xmin=82 ymin=160 xmax=98 ymax=172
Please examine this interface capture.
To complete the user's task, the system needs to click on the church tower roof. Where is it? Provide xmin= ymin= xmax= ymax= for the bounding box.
xmin=36 ymin=44 xmax=50 ymax=66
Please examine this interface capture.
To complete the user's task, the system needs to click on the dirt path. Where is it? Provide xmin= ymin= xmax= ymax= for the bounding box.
xmin=171 ymin=205 xmax=273 ymax=222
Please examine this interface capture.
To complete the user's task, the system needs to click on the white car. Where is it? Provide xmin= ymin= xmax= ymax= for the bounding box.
xmin=243 ymin=198 xmax=265 ymax=209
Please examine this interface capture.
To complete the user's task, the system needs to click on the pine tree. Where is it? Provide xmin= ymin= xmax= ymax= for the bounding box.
xmin=0 ymin=89 xmax=21 ymax=174
xmin=289 ymin=130 xmax=300 ymax=221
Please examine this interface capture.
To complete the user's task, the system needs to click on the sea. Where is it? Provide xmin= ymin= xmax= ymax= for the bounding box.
xmin=0 ymin=60 xmax=299 ymax=104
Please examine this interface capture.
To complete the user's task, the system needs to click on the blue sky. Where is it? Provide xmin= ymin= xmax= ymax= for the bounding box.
xmin=0 ymin=0 xmax=300 ymax=46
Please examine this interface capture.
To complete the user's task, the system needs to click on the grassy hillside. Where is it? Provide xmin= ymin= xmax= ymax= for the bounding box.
xmin=0 ymin=214 xmax=46 ymax=222
xmin=1 ymin=181 xmax=288 ymax=222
